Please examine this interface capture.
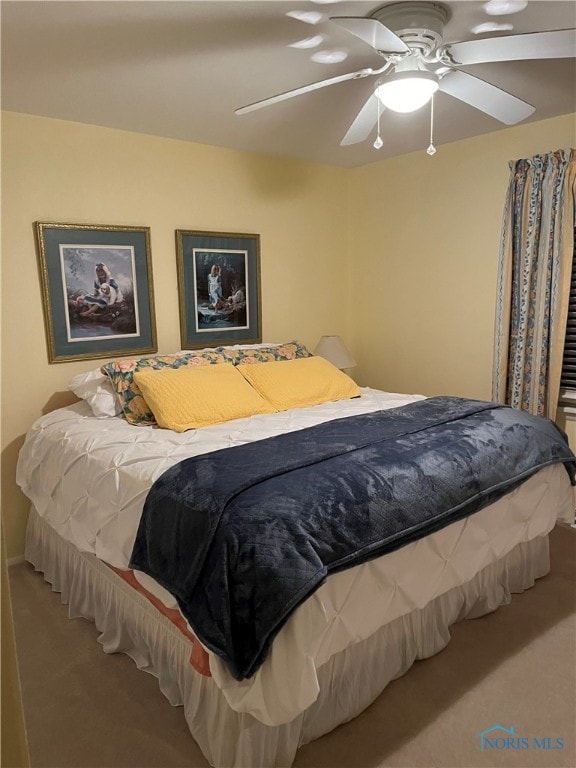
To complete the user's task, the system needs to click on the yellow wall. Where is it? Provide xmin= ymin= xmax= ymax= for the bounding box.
xmin=2 ymin=111 xmax=575 ymax=557
xmin=1 ymin=112 xmax=351 ymax=558
xmin=348 ymin=113 xmax=576 ymax=398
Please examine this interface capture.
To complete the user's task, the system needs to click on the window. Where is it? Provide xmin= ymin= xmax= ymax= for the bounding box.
xmin=560 ymin=226 xmax=576 ymax=403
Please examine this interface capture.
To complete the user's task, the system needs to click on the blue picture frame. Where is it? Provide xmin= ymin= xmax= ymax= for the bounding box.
xmin=176 ymin=229 xmax=261 ymax=349
xmin=35 ymin=222 xmax=157 ymax=363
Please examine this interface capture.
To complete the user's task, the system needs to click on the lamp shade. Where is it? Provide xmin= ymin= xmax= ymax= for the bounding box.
xmin=313 ymin=335 xmax=357 ymax=369
xmin=376 ymin=71 xmax=438 ymax=113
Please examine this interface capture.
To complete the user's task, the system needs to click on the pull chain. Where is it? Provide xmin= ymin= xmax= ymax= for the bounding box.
xmin=427 ymin=94 xmax=436 ymax=156
xmin=373 ymin=95 xmax=383 ymax=150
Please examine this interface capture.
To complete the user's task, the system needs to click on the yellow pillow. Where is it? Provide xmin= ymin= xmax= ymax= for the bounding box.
xmin=133 ymin=364 xmax=276 ymax=432
xmin=237 ymin=356 xmax=361 ymax=411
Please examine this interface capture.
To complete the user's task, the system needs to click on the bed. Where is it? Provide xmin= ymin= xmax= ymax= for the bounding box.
xmin=16 ymin=343 xmax=576 ymax=768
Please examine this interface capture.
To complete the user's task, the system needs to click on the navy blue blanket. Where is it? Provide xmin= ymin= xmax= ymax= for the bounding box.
xmin=130 ymin=396 xmax=575 ymax=680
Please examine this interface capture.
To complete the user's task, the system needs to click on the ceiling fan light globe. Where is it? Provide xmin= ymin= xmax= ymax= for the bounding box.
xmin=376 ymin=72 xmax=439 ymax=113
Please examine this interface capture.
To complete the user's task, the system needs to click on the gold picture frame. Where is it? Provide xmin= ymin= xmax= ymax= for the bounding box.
xmin=35 ymin=222 xmax=157 ymax=363
xmin=175 ymin=229 xmax=262 ymax=349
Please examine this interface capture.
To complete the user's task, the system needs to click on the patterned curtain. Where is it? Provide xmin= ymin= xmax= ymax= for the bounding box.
xmin=492 ymin=148 xmax=576 ymax=420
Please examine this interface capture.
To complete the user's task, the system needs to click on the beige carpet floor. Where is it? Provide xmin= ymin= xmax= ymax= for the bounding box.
xmin=9 ymin=524 xmax=576 ymax=768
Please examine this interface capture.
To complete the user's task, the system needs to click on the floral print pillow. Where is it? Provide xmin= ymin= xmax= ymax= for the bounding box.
xmin=218 ymin=340 xmax=313 ymax=366
xmin=102 ymin=350 xmax=227 ymax=425
xmin=102 ymin=341 xmax=313 ymax=426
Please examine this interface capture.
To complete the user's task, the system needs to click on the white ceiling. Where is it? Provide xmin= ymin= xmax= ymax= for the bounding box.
xmin=2 ymin=0 xmax=575 ymax=168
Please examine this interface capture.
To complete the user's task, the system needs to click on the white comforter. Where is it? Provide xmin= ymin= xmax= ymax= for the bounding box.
xmin=17 ymin=388 xmax=424 ymax=568
xmin=16 ymin=389 xmax=574 ymax=725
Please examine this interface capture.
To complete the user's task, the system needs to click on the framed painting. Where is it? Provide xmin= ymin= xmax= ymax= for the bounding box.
xmin=35 ymin=222 xmax=157 ymax=363
xmin=175 ymin=229 xmax=261 ymax=349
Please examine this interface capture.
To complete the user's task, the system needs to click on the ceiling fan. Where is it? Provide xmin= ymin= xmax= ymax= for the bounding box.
xmin=235 ymin=2 xmax=576 ymax=150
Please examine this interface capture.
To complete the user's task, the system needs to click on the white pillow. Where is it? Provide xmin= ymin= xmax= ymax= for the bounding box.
xmin=68 ymin=369 xmax=122 ymax=418
xmin=221 ymin=342 xmax=282 ymax=350
xmin=182 ymin=342 xmax=283 ymax=353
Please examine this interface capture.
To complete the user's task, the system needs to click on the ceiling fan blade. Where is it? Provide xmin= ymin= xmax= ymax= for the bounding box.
xmin=235 ymin=68 xmax=374 ymax=115
xmin=444 ymin=30 xmax=576 ymax=66
xmin=341 ymin=93 xmax=381 ymax=146
xmin=330 ymin=17 xmax=410 ymax=54
xmin=438 ymin=70 xmax=535 ymax=125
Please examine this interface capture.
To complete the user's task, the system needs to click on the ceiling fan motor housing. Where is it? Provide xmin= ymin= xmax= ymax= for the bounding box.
xmin=370 ymin=2 xmax=451 ymax=56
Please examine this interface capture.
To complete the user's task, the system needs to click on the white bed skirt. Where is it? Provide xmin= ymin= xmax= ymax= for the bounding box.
xmin=25 ymin=507 xmax=551 ymax=768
